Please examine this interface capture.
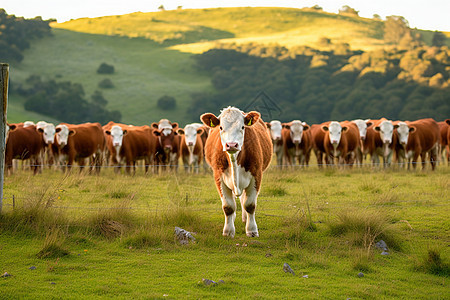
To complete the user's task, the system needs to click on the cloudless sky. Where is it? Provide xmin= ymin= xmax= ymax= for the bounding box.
xmin=2 ymin=0 xmax=449 ymax=31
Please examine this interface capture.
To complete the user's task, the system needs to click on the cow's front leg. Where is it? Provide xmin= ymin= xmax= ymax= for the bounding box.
xmin=220 ymin=180 xmax=236 ymax=237
xmin=241 ymin=177 xmax=259 ymax=237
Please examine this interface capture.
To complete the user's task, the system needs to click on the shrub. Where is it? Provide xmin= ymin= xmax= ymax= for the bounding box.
xmin=37 ymin=228 xmax=70 ymax=259
xmin=97 ymin=63 xmax=115 ymax=74
xmin=157 ymin=95 xmax=177 ymax=110
xmin=98 ymin=78 xmax=114 ymax=89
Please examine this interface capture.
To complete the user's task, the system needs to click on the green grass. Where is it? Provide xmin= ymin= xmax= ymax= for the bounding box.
xmin=0 ymin=163 xmax=448 ymax=298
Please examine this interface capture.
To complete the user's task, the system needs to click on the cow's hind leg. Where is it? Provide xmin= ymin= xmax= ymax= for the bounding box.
xmin=241 ymin=177 xmax=259 ymax=237
xmin=220 ymin=181 xmax=236 ymax=238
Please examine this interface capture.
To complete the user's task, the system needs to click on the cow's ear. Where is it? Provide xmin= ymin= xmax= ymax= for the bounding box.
xmin=151 ymin=122 xmax=159 ymax=129
xmin=177 ymin=129 xmax=185 ymax=135
xmin=105 ymin=130 xmax=111 ymax=135
xmin=123 ymin=130 xmax=128 ymax=135
xmin=366 ymin=121 xmax=373 ymax=127
xmin=321 ymin=125 xmax=329 ymax=132
xmin=9 ymin=124 xmax=17 ymax=131
xmin=409 ymin=126 xmax=416 ymax=133
xmin=374 ymin=126 xmax=381 ymax=132
xmin=153 ymin=130 xmax=162 ymax=137
xmin=265 ymin=122 xmax=271 ymax=129
xmin=393 ymin=124 xmax=400 ymax=129
xmin=283 ymin=123 xmax=290 ymax=130
xmin=342 ymin=126 xmax=348 ymax=132
xmin=303 ymin=123 xmax=310 ymax=131
xmin=197 ymin=127 xmax=204 ymax=135
xmin=55 ymin=127 xmax=61 ymax=133
xmin=201 ymin=113 xmax=220 ymax=128
xmin=69 ymin=130 xmax=76 ymax=136
xmin=37 ymin=128 xmax=44 ymax=133
xmin=244 ymin=111 xmax=260 ymax=126
xmin=171 ymin=122 xmax=179 ymax=130
xmin=445 ymin=119 xmax=450 ymax=125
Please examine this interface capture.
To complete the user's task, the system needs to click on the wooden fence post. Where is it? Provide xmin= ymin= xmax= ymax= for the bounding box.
xmin=0 ymin=63 xmax=9 ymax=214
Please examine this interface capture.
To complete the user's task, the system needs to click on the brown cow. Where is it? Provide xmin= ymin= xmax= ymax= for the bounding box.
xmin=152 ymin=119 xmax=180 ymax=172
xmin=105 ymin=125 xmax=156 ymax=174
xmin=321 ymin=121 xmax=360 ymax=167
xmin=282 ymin=120 xmax=312 ymax=167
xmin=177 ymin=124 xmax=204 ymax=173
xmin=363 ymin=118 xmax=398 ymax=167
xmin=397 ymin=118 xmax=440 ymax=170
xmin=5 ymin=124 xmax=43 ymax=175
xmin=52 ymin=122 xmax=105 ymax=174
xmin=438 ymin=121 xmax=449 ymax=165
xmin=201 ymin=107 xmax=272 ymax=238
xmin=310 ymin=121 xmax=331 ymax=168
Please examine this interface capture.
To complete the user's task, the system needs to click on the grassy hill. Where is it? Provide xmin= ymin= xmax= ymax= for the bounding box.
xmin=7 ymin=7 xmax=446 ymax=125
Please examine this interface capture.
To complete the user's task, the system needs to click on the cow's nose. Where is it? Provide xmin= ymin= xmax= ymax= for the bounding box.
xmin=275 ymin=137 xmax=281 ymax=141
xmin=225 ymin=142 xmax=239 ymax=152
xmin=188 ymin=142 xmax=194 ymax=146
xmin=331 ymin=140 xmax=338 ymax=144
xmin=293 ymin=139 xmax=300 ymax=144
xmin=114 ymin=142 xmax=120 ymax=147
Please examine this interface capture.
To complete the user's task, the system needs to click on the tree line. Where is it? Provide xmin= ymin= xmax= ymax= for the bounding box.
xmin=188 ymin=43 xmax=449 ymax=124
xmin=0 ymin=9 xmax=53 ymax=63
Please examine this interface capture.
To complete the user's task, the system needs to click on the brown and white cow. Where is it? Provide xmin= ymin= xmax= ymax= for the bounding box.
xmin=310 ymin=121 xmax=331 ymax=167
xmin=52 ymin=122 xmax=105 ymax=173
xmin=352 ymin=119 xmax=373 ymax=166
xmin=105 ymin=125 xmax=157 ymax=174
xmin=201 ymin=107 xmax=272 ymax=237
xmin=321 ymin=121 xmax=360 ymax=167
xmin=5 ymin=124 xmax=43 ymax=175
xmin=265 ymin=120 xmax=284 ymax=167
xmin=363 ymin=118 xmax=398 ymax=167
xmin=395 ymin=118 xmax=440 ymax=170
xmin=152 ymin=119 xmax=180 ymax=172
xmin=177 ymin=124 xmax=204 ymax=173
xmin=438 ymin=120 xmax=449 ymax=165
xmin=282 ymin=120 xmax=312 ymax=167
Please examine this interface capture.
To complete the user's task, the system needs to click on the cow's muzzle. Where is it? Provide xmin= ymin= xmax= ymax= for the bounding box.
xmin=225 ymin=142 xmax=239 ymax=153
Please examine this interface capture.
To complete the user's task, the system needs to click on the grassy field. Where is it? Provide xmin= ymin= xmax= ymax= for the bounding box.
xmin=0 ymin=162 xmax=448 ymax=298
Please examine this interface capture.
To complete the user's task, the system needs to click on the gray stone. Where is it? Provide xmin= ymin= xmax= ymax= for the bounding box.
xmin=202 ymin=278 xmax=217 ymax=286
xmin=1 ymin=272 xmax=12 ymax=278
xmin=381 ymin=251 xmax=390 ymax=256
xmin=283 ymin=263 xmax=295 ymax=275
xmin=29 ymin=266 xmax=37 ymax=270
xmin=375 ymin=240 xmax=388 ymax=251
xmin=357 ymin=272 xmax=364 ymax=278
xmin=303 ymin=275 xmax=309 ymax=278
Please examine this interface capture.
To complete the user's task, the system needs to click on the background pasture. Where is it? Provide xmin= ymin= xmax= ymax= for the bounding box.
xmin=0 ymin=161 xmax=448 ymax=298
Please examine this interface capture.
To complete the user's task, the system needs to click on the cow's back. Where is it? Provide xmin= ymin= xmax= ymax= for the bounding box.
xmin=68 ymin=123 xmax=105 ymax=157
xmin=6 ymin=125 xmax=42 ymax=159
xmin=408 ymin=118 xmax=439 ymax=152
xmin=341 ymin=121 xmax=360 ymax=153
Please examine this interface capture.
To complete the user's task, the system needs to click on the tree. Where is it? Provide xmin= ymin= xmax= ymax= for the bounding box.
xmin=432 ymin=31 xmax=447 ymax=47
xmin=339 ymin=5 xmax=359 ymax=16
xmin=97 ymin=63 xmax=115 ymax=74
xmin=384 ymin=16 xmax=410 ymax=45
xmin=157 ymin=95 xmax=176 ymax=110
xmin=158 ymin=5 xmax=165 ymax=11
xmin=373 ymin=14 xmax=382 ymax=20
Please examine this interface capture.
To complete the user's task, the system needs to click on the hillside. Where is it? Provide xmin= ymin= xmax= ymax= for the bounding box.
xmin=6 ymin=7 xmax=449 ymax=125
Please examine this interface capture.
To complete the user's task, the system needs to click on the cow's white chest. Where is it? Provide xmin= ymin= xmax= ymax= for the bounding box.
xmin=222 ymin=165 xmax=252 ymax=197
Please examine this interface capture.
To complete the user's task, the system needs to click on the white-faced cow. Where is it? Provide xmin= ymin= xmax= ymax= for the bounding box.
xmin=201 ymin=107 xmax=272 ymax=238
xmin=321 ymin=121 xmax=360 ymax=167
xmin=282 ymin=120 xmax=312 ymax=167
xmin=105 ymin=125 xmax=157 ymax=174
xmin=364 ymin=118 xmax=398 ymax=167
xmin=152 ymin=119 xmax=180 ymax=172
xmin=352 ymin=119 xmax=373 ymax=165
xmin=265 ymin=120 xmax=284 ymax=167
xmin=52 ymin=123 xmax=105 ymax=174
xmin=177 ymin=124 xmax=204 ymax=173
xmin=437 ymin=121 xmax=449 ymax=165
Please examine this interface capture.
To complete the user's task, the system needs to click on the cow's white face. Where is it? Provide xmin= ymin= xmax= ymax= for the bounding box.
xmin=396 ymin=122 xmax=413 ymax=146
xmin=201 ymin=107 xmax=260 ymax=156
xmin=375 ymin=120 xmax=396 ymax=144
xmin=268 ymin=120 xmax=282 ymax=141
xmin=40 ymin=123 xmax=56 ymax=144
xmin=288 ymin=120 xmax=306 ymax=144
xmin=352 ymin=119 xmax=369 ymax=140
xmin=323 ymin=121 xmax=343 ymax=145
xmin=23 ymin=121 xmax=35 ymax=127
xmin=56 ymin=125 xmax=70 ymax=147
xmin=108 ymin=125 xmax=125 ymax=147
xmin=183 ymin=124 xmax=199 ymax=147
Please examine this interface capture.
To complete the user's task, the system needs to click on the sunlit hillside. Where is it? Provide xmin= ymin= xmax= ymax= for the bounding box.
xmin=53 ymin=7 xmax=386 ymax=53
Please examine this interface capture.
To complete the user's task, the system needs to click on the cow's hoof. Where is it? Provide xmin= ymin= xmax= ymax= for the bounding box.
xmin=246 ymin=231 xmax=259 ymax=238
xmin=223 ymin=231 xmax=235 ymax=238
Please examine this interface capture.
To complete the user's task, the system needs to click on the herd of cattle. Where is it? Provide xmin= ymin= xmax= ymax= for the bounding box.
xmin=4 ymin=110 xmax=450 ymax=176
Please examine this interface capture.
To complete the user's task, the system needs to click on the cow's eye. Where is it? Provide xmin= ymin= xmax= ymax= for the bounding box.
xmin=241 ymin=126 xmax=244 ymax=130
xmin=219 ymin=126 xmax=223 ymax=130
